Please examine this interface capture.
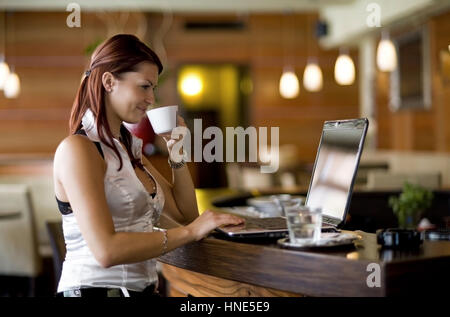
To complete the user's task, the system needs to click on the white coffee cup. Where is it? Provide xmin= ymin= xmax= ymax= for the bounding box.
xmin=146 ymin=105 xmax=178 ymax=134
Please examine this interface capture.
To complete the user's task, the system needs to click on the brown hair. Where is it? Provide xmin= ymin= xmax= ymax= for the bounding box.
xmin=70 ymin=34 xmax=163 ymax=171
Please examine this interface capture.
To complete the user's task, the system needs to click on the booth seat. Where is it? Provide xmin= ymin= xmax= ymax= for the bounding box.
xmin=360 ymin=150 xmax=450 ymax=188
xmin=0 ymin=157 xmax=59 ymax=257
xmin=0 ymin=184 xmax=42 ymax=278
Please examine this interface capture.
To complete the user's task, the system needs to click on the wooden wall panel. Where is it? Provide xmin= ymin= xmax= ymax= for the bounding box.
xmin=432 ymin=11 xmax=450 ymax=153
xmin=376 ymin=9 xmax=450 ymax=153
xmin=0 ymin=12 xmax=359 ymax=165
xmin=0 ymin=12 xmax=148 ymax=155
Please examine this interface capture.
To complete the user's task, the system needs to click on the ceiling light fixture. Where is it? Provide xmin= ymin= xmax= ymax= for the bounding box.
xmin=334 ymin=49 xmax=355 ymax=85
xmin=303 ymin=15 xmax=322 ymax=92
xmin=3 ymin=11 xmax=20 ymax=98
xmin=377 ymin=30 xmax=397 ymax=72
xmin=303 ymin=58 xmax=323 ymax=92
xmin=279 ymin=11 xmax=299 ymax=99
xmin=0 ymin=12 xmax=10 ymax=91
xmin=0 ymin=55 xmax=10 ymax=90
xmin=4 ymin=67 xmax=20 ymax=98
xmin=279 ymin=67 xmax=300 ymax=99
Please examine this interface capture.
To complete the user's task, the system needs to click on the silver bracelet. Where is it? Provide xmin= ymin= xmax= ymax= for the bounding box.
xmin=161 ymin=229 xmax=168 ymax=254
xmin=168 ymin=157 xmax=186 ymax=169
xmin=154 ymin=227 xmax=168 ymax=254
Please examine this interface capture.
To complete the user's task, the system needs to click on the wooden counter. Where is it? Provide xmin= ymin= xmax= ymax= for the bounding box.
xmin=158 ymin=230 xmax=450 ymax=297
xmin=158 ymin=189 xmax=450 ymax=297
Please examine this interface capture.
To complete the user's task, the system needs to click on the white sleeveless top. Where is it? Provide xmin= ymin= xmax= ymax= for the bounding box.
xmin=57 ymin=109 xmax=165 ymax=293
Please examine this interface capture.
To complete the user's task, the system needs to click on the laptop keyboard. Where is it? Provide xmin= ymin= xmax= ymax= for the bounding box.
xmin=243 ymin=216 xmax=339 ymax=230
xmin=243 ymin=217 xmax=287 ymax=230
xmin=322 ymin=215 xmax=336 ymax=225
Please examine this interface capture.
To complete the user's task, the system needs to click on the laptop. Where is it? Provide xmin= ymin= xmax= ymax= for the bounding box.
xmin=216 ymin=118 xmax=369 ymax=239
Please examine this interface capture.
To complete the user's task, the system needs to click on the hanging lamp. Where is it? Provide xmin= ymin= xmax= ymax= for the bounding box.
xmin=0 ymin=12 xmax=10 ymax=90
xmin=303 ymin=16 xmax=323 ymax=92
xmin=3 ymin=11 xmax=20 ymax=98
xmin=334 ymin=49 xmax=355 ymax=85
xmin=0 ymin=55 xmax=9 ymax=90
xmin=4 ymin=67 xmax=20 ymax=98
xmin=279 ymin=67 xmax=300 ymax=99
xmin=377 ymin=31 xmax=397 ymax=72
xmin=279 ymin=11 xmax=299 ymax=99
xmin=303 ymin=58 xmax=323 ymax=92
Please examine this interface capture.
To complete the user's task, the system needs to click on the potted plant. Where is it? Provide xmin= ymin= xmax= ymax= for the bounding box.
xmin=388 ymin=182 xmax=434 ymax=229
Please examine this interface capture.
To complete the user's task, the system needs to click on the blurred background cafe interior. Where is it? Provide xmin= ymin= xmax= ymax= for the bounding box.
xmin=0 ymin=0 xmax=450 ymax=297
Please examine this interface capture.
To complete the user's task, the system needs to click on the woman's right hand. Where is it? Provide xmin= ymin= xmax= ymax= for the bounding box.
xmin=186 ymin=210 xmax=245 ymax=241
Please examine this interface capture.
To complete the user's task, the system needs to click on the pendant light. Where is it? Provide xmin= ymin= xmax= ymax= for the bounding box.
xmin=334 ymin=48 xmax=355 ymax=85
xmin=303 ymin=58 xmax=323 ymax=92
xmin=0 ymin=55 xmax=9 ymax=90
xmin=279 ymin=11 xmax=299 ymax=99
xmin=3 ymin=11 xmax=20 ymax=98
xmin=303 ymin=15 xmax=323 ymax=92
xmin=4 ymin=66 xmax=20 ymax=98
xmin=376 ymin=30 xmax=397 ymax=72
xmin=0 ymin=12 xmax=10 ymax=90
xmin=279 ymin=67 xmax=300 ymax=99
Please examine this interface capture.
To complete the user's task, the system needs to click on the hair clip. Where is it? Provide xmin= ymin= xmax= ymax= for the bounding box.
xmin=85 ymin=69 xmax=91 ymax=77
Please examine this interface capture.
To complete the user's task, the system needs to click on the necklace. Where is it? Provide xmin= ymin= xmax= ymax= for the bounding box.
xmin=140 ymin=165 xmax=157 ymax=197
xmin=117 ymin=137 xmax=157 ymax=197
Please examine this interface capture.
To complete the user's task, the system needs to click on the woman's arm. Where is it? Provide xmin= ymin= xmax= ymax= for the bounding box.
xmin=144 ymin=115 xmax=199 ymax=225
xmin=169 ymin=162 xmax=199 ymax=223
xmin=54 ymin=135 xmax=243 ymax=268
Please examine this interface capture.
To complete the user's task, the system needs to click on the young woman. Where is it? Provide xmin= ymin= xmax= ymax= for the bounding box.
xmin=53 ymin=34 xmax=243 ymax=297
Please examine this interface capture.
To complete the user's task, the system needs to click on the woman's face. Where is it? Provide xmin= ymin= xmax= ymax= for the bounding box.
xmin=106 ymin=62 xmax=159 ymax=124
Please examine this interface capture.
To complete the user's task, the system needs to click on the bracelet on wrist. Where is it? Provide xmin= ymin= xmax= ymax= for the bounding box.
xmin=161 ymin=229 xmax=168 ymax=254
xmin=154 ymin=227 xmax=168 ymax=254
xmin=168 ymin=157 xmax=186 ymax=169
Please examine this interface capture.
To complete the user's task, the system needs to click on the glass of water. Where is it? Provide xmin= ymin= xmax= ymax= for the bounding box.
xmin=285 ymin=205 xmax=322 ymax=245
xmin=270 ymin=194 xmax=304 ymax=216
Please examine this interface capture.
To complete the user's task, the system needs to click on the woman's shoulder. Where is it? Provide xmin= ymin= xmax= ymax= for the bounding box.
xmin=55 ymin=134 xmax=105 ymax=167
xmin=56 ymin=134 xmax=93 ymax=153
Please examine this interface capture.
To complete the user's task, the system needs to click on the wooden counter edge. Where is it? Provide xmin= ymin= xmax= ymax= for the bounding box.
xmin=161 ymin=263 xmax=304 ymax=297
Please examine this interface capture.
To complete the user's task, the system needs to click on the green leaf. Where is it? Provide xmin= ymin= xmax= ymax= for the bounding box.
xmin=388 ymin=182 xmax=433 ymax=228
xmin=85 ymin=38 xmax=105 ymax=56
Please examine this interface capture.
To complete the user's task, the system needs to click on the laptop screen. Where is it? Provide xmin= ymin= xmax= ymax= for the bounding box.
xmin=305 ymin=119 xmax=368 ymax=222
